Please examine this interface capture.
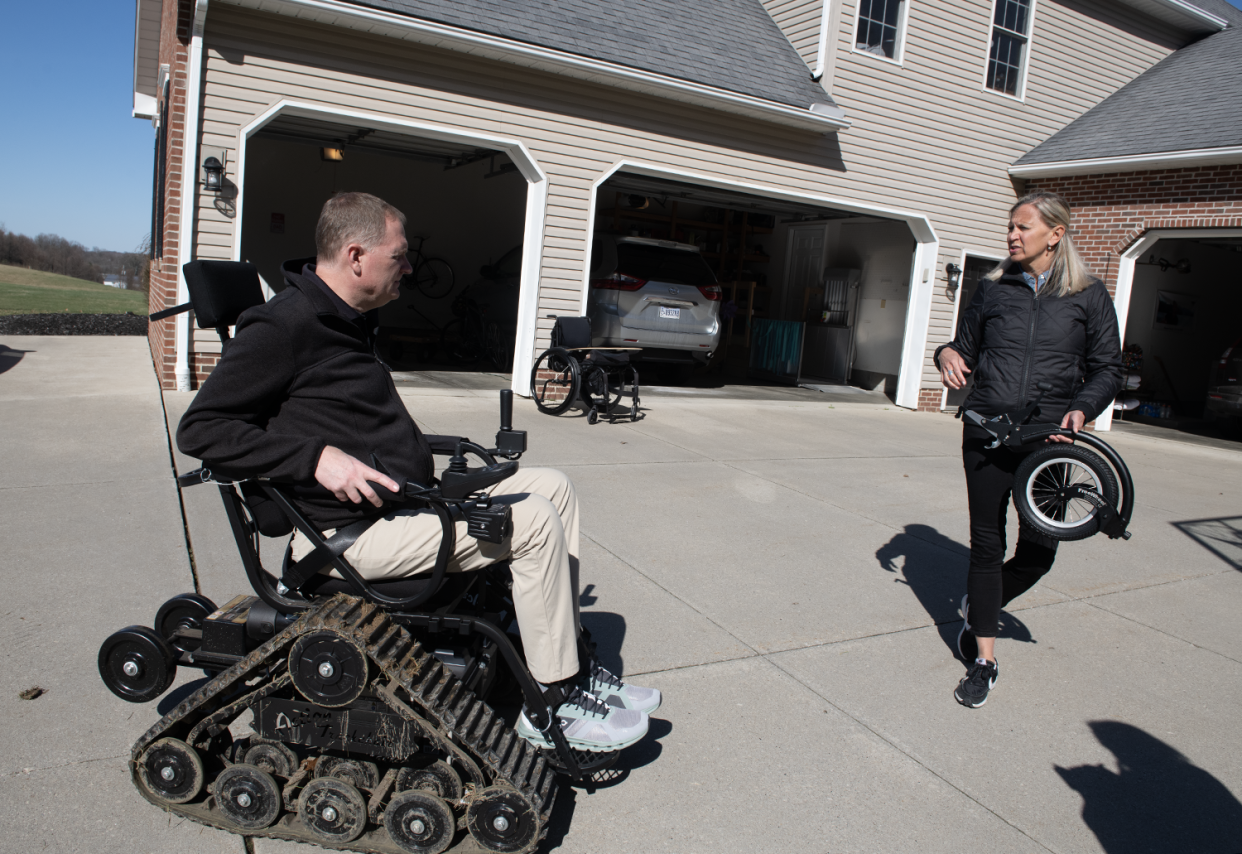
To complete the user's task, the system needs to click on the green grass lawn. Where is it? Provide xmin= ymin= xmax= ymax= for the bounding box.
xmin=0 ymin=264 xmax=150 ymax=315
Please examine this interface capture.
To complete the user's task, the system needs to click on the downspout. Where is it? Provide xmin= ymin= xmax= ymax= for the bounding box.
xmin=811 ymin=0 xmax=833 ymax=81
xmin=174 ymin=0 xmax=209 ymax=391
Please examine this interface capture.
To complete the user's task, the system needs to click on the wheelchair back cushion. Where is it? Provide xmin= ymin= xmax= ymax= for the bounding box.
xmin=552 ymin=316 xmax=592 ymax=349
xmin=181 ymin=260 xmax=266 ymax=329
xmin=240 ymin=482 xmax=295 ymax=537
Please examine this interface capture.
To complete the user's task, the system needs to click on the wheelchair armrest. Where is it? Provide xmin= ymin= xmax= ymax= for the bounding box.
xmin=440 ymin=459 xmax=519 ymax=500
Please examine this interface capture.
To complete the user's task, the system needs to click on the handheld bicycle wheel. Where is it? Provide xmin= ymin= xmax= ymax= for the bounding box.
xmin=1014 ymin=443 xmax=1120 ymax=541
xmin=531 ymin=349 xmax=580 ymax=415
xmin=410 ymin=256 xmax=455 ymax=300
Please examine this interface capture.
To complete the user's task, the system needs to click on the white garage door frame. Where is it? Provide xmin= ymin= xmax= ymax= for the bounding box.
xmin=1097 ymin=226 xmax=1242 ymax=431
xmin=227 ymin=99 xmax=550 ymax=395
xmin=582 ymin=160 xmax=940 ymax=409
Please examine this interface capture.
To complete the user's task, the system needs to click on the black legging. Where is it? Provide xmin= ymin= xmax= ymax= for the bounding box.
xmin=963 ymin=431 xmax=1059 ymax=638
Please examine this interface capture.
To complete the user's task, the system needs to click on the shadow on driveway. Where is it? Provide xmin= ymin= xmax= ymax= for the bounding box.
xmin=0 ymin=343 xmax=34 ymax=374
xmin=1173 ymin=516 xmax=1242 ymax=571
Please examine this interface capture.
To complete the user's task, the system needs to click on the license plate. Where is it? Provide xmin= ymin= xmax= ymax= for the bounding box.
xmin=659 ymin=307 xmax=681 ymax=319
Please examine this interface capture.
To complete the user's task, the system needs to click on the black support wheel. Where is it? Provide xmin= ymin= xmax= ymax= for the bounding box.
xmin=138 ymin=738 xmax=204 ymax=804
xmin=315 ymin=755 xmax=380 ymax=790
xmin=154 ymin=593 xmax=216 ymax=654
xmin=299 ymin=777 xmax=368 ymax=844
xmin=530 ymin=349 xmax=580 ymax=415
xmin=213 ymin=763 xmax=282 ymax=830
xmin=466 ymin=786 xmax=540 ymax=853
xmin=383 ymin=790 xmax=456 ymax=854
xmin=1014 ymin=443 xmax=1120 ymax=541
xmin=395 ymin=760 xmax=463 ymax=801
xmin=288 ymin=631 xmax=369 ymax=708
xmin=98 ymin=625 xmax=177 ymax=703
xmin=243 ymin=740 xmax=299 ymax=778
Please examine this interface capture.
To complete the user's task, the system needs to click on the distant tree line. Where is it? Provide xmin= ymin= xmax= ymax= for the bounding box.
xmin=0 ymin=226 xmax=150 ymax=291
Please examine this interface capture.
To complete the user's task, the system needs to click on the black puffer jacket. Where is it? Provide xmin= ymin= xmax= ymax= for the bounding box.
xmin=177 ymin=265 xmax=435 ymax=531
xmin=935 ymin=263 xmax=1122 ymax=424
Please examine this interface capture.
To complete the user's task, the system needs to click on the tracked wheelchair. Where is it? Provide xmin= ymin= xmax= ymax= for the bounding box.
xmin=530 ymin=316 xmax=640 ymax=424
xmin=98 ymin=261 xmax=629 ymax=854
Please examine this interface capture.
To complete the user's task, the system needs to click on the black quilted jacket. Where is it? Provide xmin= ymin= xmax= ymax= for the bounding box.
xmin=935 ymin=263 xmax=1122 ymax=424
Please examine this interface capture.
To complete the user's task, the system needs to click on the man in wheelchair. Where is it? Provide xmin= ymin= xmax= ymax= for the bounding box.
xmin=177 ymin=192 xmax=659 ymax=755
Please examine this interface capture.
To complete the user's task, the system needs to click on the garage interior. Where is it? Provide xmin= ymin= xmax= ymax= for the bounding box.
xmin=596 ymin=173 xmax=917 ymax=396
xmin=238 ymin=115 xmax=528 ymax=372
xmin=1115 ymin=235 xmax=1242 ymax=440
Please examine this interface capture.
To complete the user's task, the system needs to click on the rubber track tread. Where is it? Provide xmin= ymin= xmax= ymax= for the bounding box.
xmin=127 ymin=594 xmax=555 ymax=853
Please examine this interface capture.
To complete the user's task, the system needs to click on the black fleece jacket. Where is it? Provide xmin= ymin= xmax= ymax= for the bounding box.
xmin=935 ymin=263 xmax=1122 ymax=425
xmin=177 ymin=265 xmax=434 ymax=530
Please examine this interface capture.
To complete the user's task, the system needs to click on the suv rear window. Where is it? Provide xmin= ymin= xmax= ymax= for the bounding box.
xmin=615 ymin=243 xmax=716 ymax=287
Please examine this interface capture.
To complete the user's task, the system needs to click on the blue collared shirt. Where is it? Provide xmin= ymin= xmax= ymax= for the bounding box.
xmin=1021 ymin=270 xmax=1049 ymax=293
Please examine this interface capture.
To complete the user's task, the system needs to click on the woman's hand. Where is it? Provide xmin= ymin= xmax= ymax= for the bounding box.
xmin=1048 ymin=410 xmax=1086 ymax=444
xmin=939 ymin=347 xmax=971 ymax=389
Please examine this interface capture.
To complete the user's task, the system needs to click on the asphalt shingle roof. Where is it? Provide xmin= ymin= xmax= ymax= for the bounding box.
xmin=344 ymin=0 xmax=834 ymax=110
xmin=1017 ymin=11 xmax=1242 ymax=164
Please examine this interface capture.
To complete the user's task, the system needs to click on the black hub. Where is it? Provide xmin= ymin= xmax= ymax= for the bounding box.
xmin=384 ymin=790 xmax=456 ymax=854
xmin=289 ymin=631 xmax=368 ymax=707
xmin=316 ymin=755 xmax=380 ymax=790
xmin=213 ymin=763 xmax=282 ymax=829
xmin=466 ymin=786 xmax=538 ymax=853
xmin=299 ymin=777 xmax=367 ymax=843
xmin=154 ymin=593 xmax=217 ymax=654
xmin=395 ymin=760 xmax=463 ymax=800
xmin=99 ymin=625 xmax=177 ymax=703
xmin=139 ymin=738 xmax=204 ymax=804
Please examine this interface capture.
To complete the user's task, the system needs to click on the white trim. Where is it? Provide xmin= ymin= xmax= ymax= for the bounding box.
xmin=225 ymin=0 xmax=850 ymax=132
xmin=938 ymin=247 xmax=1006 ymax=411
xmin=849 ymin=0 xmax=912 ymax=66
xmin=1098 ymin=226 xmax=1242 ymax=431
xmin=133 ymin=92 xmax=157 ymax=120
xmin=811 ymin=0 xmax=834 ymax=80
xmin=581 ymin=159 xmax=938 ymax=408
xmin=1115 ymin=0 xmax=1227 ymax=33
xmin=981 ymin=0 xmax=1038 ymax=103
xmin=1011 ymin=146 xmax=1242 ymax=177
xmin=229 ymin=99 xmax=549 ymax=397
xmin=174 ymin=0 xmax=210 ymax=392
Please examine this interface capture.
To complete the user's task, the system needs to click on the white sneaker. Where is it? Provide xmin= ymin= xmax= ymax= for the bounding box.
xmin=515 ymin=683 xmax=647 ymax=752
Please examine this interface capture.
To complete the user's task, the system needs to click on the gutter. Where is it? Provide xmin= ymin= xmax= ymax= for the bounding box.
xmin=174 ymin=0 xmax=210 ymax=392
xmin=224 ymin=0 xmax=850 ymax=132
xmin=1010 ymin=145 xmax=1242 ymax=177
xmin=811 ymin=0 xmax=832 ymax=81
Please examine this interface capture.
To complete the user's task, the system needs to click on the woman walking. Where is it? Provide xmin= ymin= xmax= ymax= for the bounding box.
xmin=936 ymin=191 xmax=1122 ymax=708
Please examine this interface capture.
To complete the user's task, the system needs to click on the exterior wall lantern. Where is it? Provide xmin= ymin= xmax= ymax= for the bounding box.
xmin=945 ymin=262 xmax=962 ymax=295
xmin=202 ymin=155 xmax=225 ymax=192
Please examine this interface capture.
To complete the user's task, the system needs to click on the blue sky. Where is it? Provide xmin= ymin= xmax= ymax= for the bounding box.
xmin=0 ymin=0 xmax=1239 ymax=252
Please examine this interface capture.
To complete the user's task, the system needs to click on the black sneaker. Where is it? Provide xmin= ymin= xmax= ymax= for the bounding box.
xmin=957 ymin=594 xmax=978 ymax=662
xmin=954 ymin=659 xmax=998 ymax=708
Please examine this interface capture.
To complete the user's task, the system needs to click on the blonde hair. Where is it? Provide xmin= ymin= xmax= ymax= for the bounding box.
xmin=315 ymin=192 xmax=407 ymax=262
xmin=986 ymin=191 xmax=1092 ymax=297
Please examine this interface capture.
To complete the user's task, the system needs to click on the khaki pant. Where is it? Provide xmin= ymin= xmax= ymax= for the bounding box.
xmin=291 ymin=467 xmax=580 ymax=683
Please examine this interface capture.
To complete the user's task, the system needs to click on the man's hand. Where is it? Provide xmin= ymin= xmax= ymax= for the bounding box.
xmin=315 ymin=445 xmax=399 ymax=507
xmin=939 ymin=347 xmax=971 ymax=389
xmin=1048 ymin=410 xmax=1086 ymax=444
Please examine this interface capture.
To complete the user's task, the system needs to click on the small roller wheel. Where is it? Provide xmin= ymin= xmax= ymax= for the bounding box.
xmin=316 ymin=755 xmax=380 ymax=790
xmin=289 ymin=631 xmax=368 ymax=708
xmin=587 ymin=409 xmax=599 ymax=425
xmin=213 ymin=763 xmax=282 ymax=829
xmin=531 ymin=349 xmax=580 ymax=415
xmin=384 ymin=790 xmax=456 ymax=854
xmin=299 ymin=777 xmax=368 ymax=844
xmin=154 ymin=593 xmax=217 ymax=654
xmin=395 ymin=760 xmax=463 ymax=801
xmin=138 ymin=738 xmax=204 ymax=804
xmin=243 ymin=740 xmax=299 ymax=778
xmin=99 ymin=625 xmax=177 ymax=703
xmin=630 ymin=402 xmax=639 ymax=422
xmin=466 ymin=786 xmax=539 ymax=853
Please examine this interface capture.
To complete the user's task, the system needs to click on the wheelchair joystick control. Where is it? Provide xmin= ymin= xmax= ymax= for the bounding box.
xmin=447 ymin=442 xmax=469 ymax=474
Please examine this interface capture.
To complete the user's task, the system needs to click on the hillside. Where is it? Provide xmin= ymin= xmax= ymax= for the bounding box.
xmin=0 ymin=264 xmax=149 ymax=315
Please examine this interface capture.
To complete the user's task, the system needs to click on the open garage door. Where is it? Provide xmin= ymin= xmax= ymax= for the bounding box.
xmin=238 ymin=114 xmax=528 ymax=374
xmin=591 ymin=173 xmax=921 ymax=397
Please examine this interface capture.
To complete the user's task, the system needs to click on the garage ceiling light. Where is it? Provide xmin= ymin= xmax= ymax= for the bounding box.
xmin=321 ymin=147 xmax=344 ymax=161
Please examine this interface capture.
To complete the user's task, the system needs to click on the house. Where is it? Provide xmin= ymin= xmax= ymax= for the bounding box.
xmin=132 ymin=0 xmax=1238 ymax=427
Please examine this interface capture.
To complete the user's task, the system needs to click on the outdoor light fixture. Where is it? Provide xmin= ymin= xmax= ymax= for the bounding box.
xmin=321 ymin=147 xmax=344 ymax=161
xmin=946 ymin=262 xmax=962 ymax=294
xmin=201 ymin=156 xmax=224 ymax=192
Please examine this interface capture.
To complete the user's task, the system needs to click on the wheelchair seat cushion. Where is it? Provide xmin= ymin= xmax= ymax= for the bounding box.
xmin=302 ymin=568 xmax=479 ymax=602
xmin=551 ymin=316 xmax=592 ymax=350
xmin=584 ymin=350 xmax=630 ymax=367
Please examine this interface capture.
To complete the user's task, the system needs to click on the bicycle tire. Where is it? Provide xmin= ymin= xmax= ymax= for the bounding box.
xmin=1013 ymin=443 xmax=1120 ymax=541
xmin=531 ymin=350 xmax=580 ymax=415
xmin=414 ymin=256 xmax=455 ymax=300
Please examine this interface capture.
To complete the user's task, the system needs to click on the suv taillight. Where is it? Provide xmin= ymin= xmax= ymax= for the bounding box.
xmin=592 ymin=272 xmax=647 ymax=291
xmin=697 ymin=284 xmax=722 ymax=301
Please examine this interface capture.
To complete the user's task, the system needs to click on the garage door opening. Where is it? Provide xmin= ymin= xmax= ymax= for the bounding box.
xmin=593 ymin=173 xmax=919 ymax=398
xmin=239 ymin=114 xmax=528 ymax=375
xmin=1113 ymin=234 xmax=1242 ymax=444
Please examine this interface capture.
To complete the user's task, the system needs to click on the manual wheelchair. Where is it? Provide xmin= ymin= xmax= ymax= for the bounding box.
xmin=98 ymin=261 xmax=627 ymax=854
xmin=530 ymin=316 xmax=640 ymax=424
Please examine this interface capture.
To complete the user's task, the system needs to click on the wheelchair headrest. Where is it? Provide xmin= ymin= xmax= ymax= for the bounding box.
xmin=551 ymin=316 xmax=592 ymax=349
xmin=181 ymin=260 xmax=266 ymax=329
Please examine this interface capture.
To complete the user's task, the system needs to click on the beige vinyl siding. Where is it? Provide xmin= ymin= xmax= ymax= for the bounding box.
xmin=761 ymin=0 xmax=824 ymax=67
xmin=191 ymin=1 xmax=1183 ymax=393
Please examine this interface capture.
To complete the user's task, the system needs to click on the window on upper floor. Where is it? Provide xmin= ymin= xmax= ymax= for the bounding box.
xmin=854 ymin=0 xmax=907 ymax=62
xmin=986 ymin=0 xmax=1033 ymax=97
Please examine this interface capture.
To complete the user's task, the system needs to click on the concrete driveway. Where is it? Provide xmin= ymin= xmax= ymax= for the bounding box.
xmin=3 ymin=336 xmax=1240 ymax=854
